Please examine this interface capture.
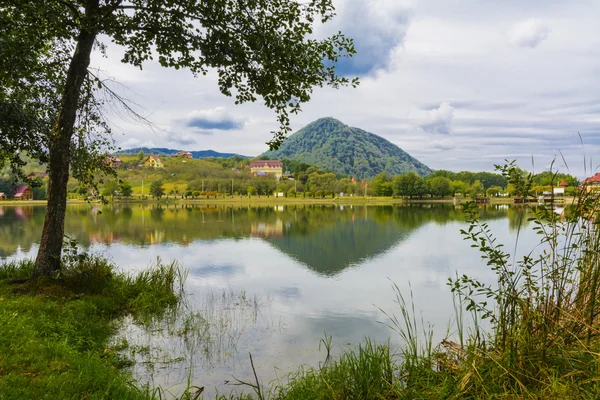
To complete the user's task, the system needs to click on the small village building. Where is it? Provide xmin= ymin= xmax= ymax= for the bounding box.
xmin=559 ymin=180 xmax=569 ymax=187
xmin=12 ymin=185 xmax=33 ymax=200
xmin=172 ymin=151 xmax=193 ymax=159
xmin=144 ymin=155 xmax=164 ymax=168
xmin=250 ymin=160 xmax=283 ymax=180
xmin=0 ymin=193 xmax=6 ymax=200
xmin=581 ymin=173 xmax=600 ymax=192
xmin=27 ymin=172 xmax=48 ymax=180
xmin=107 ymin=156 xmax=122 ymax=169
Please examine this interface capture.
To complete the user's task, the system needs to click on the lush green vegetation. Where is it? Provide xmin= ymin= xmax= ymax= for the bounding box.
xmin=370 ymin=167 xmax=579 ymax=199
xmin=261 ymin=117 xmax=433 ymax=178
xmin=1 ymin=149 xmax=579 ymax=202
xmin=0 ymin=246 xmax=186 ymax=399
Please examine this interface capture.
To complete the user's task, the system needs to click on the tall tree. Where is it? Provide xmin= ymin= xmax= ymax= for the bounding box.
xmin=393 ymin=172 xmax=427 ymax=199
xmin=428 ymin=176 xmax=452 ymax=198
xmin=101 ymin=179 xmax=120 ymax=201
xmin=2 ymin=0 xmax=356 ymax=278
xmin=149 ymin=180 xmax=164 ymax=199
xmin=372 ymin=172 xmax=393 ymax=196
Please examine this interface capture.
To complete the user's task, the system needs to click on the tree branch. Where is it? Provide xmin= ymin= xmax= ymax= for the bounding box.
xmin=58 ymin=0 xmax=82 ymax=19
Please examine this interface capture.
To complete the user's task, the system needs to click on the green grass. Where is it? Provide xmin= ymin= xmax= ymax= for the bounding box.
xmin=0 ymin=255 xmax=185 ymax=400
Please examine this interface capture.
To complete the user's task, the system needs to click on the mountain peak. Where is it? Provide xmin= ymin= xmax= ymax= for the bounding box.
xmin=309 ymin=117 xmax=347 ymax=127
xmin=262 ymin=118 xmax=432 ymax=178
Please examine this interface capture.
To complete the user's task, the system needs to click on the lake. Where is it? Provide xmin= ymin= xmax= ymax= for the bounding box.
xmin=0 ymin=203 xmax=539 ymax=397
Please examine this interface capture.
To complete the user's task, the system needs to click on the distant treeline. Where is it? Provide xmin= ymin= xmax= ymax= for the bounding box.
xmin=0 ymin=152 xmax=581 ymax=200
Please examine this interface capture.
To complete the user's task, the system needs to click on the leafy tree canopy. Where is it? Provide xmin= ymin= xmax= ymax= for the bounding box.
xmin=149 ymin=180 xmax=164 ymax=199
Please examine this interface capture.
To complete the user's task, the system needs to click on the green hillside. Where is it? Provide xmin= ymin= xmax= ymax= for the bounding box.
xmin=262 ymin=117 xmax=433 ymax=178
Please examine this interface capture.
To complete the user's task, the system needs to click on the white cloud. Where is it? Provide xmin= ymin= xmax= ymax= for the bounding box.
xmin=141 ymin=140 xmax=157 ymax=148
xmin=118 ymin=138 xmax=157 ymax=149
xmin=120 ymin=137 xmax=141 ymax=148
xmin=509 ymin=19 xmax=551 ymax=48
xmin=166 ymin=132 xmax=199 ymax=146
xmin=419 ymin=102 xmax=455 ymax=135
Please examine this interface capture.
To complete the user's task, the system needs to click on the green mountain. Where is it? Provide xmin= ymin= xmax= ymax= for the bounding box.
xmin=261 ymin=117 xmax=433 ymax=178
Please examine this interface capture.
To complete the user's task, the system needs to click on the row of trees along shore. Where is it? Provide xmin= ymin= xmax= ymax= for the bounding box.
xmin=55 ymin=154 xmax=581 ymax=200
xmin=1 ymin=151 xmax=580 ymax=201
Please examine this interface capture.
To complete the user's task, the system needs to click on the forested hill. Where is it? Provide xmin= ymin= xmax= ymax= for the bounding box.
xmin=261 ymin=118 xmax=433 ymax=178
xmin=117 ymin=147 xmax=247 ymax=159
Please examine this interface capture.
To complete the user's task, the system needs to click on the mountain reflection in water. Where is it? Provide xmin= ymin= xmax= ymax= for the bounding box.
xmin=0 ymin=203 xmax=514 ymax=274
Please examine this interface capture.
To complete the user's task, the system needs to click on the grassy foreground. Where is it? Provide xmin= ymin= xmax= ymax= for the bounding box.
xmin=0 ymin=252 xmax=186 ymax=400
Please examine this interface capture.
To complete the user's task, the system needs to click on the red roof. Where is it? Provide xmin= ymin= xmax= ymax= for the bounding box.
xmin=13 ymin=185 xmax=31 ymax=197
xmin=582 ymin=173 xmax=600 ymax=184
xmin=558 ymin=180 xmax=569 ymax=187
xmin=145 ymin=155 xmax=163 ymax=163
xmin=250 ymin=160 xmax=283 ymax=168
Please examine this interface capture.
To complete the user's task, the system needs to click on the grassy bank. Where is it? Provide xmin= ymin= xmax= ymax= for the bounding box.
xmin=0 ymin=252 xmax=186 ymax=400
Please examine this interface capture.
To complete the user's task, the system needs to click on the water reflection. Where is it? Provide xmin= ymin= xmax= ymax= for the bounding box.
xmin=1 ymin=203 xmax=517 ymax=273
xmin=0 ymin=203 xmax=541 ymax=397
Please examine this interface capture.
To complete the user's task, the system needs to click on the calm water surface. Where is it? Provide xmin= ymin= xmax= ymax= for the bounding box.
xmin=0 ymin=203 xmax=538 ymax=396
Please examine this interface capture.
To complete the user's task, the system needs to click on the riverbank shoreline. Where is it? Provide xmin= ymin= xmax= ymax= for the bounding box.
xmin=0 ymin=195 xmax=576 ymax=207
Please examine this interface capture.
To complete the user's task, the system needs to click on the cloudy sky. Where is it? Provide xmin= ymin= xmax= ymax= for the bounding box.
xmin=93 ymin=0 xmax=600 ymax=177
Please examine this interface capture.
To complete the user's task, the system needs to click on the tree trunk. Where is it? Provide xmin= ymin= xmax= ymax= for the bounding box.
xmin=33 ymin=17 xmax=98 ymax=278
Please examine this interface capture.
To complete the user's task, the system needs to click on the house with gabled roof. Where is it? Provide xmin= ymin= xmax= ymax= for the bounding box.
xmin=581 ymin=173 xmax=600 ymax=192
xmin=107 ymin=156 xmax=122 ymax=169
xmin=172 ymin=151 xmax=193 ymax=159
xmin=250 ymin=160 xmax=283 ymax=180
xmin=12 ymin=185 xmax=33 ymax=200
xmin=144 ymin=155 xmax=164 ymax=168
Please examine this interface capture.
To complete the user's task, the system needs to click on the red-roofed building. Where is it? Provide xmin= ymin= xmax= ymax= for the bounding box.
xmin=107 ymin=157 xmax=122 ymax=169
xmin=12 ymin=185 xmax=33 ymax=200
xmin=581 ymin=173 xmax=600 ymax=193
xmin=172 ymin=151 xmax=193 ymax=159
xmin=582 ymin=173 xmax=600 ymax=185
xmin=559 ymin=180 xmax=569 ymax=187
xmin=250 ymin=160 xmax=283 ymax=180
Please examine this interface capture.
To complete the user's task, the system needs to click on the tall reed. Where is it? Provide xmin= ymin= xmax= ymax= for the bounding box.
xmin=449 ymin=161 xmax=600 ymax=391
